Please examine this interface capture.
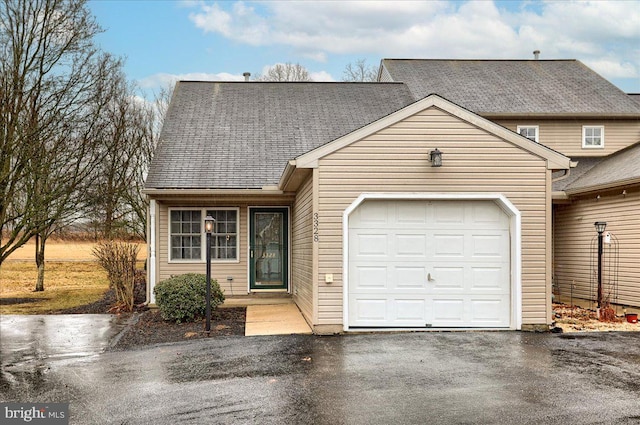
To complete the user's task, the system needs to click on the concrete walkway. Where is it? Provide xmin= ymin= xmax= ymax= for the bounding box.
xmin=244 ymin=304 xmax=312 ymax=336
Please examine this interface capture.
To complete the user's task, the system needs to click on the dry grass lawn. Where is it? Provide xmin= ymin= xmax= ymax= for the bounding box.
xmin=1 ymin=240 xmax=146 ymax=314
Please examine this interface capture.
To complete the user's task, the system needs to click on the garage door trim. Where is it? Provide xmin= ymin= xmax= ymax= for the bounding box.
xmin=342 ymin=193 xmax=522 ymax=331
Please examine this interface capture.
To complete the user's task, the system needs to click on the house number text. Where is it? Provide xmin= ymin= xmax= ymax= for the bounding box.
xmin=313 ymin=212 xmax=319 ymax=242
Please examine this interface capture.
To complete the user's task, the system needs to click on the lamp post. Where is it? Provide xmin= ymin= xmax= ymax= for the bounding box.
xmin=204 ymin=215 xmax=215 ymax=333
xmin=594 ymin=221 xmax=606 ymax=309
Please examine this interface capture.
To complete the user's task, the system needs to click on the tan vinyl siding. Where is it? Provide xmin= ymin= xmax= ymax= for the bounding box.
xmin=156 ymin=197 xmax=293 ymax=296
xmin=291 ymin=176 xmax=314 ymax=322
xmin=157 ymin=203 xmax=249 ymax=295
xmin=316 ymin=107 xmax=551 ymax=325
xmin=554 ymin=188 xmax=640 ymax=307
xmin=498 ymin=119 xmax=640 ymax=157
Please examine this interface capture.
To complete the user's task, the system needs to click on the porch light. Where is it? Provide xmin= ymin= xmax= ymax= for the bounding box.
xmin=429 ymin=148 xmax=442 ymax=167
xmin=594 ymin=221 xmax=606 ymax=234
xmin=204 ymin=215 xmax=215 ymax=333
xmin=205 ymin=215 xmax=215 ymax=233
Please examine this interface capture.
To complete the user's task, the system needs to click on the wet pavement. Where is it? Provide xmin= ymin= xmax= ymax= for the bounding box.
xmin=2 ymin=330 xmax=640 ymax=424
xmin=0 ymin=315 xmax=130 ymax=365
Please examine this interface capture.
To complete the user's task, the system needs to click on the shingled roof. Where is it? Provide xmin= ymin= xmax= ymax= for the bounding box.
xmin=564 ymin=142 xmax=640 ymax=194
xmin=145 ymin=82 xmax=415 ymax=189
xmin=381 ymin=59 xmax=640 ymax=117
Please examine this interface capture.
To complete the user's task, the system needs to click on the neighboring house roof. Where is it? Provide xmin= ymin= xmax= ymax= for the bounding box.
xmin=381 ymin=59 xmax=640 ymax=117
xmin=552 ymin=157 xmax=602 ymax=192
xmin=145 ymin=82 xmax=415 ymax=189
xmin=563 ymin=142 xmax=640 ymax=194
xmin=630 ymin=93 xmax=640 ymax=105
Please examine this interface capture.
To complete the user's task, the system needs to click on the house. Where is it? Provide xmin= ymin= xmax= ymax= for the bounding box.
xmin=144 ymin=59 xmax=640 ymax=333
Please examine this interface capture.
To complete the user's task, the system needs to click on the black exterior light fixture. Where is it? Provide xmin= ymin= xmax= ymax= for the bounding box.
xmin=204 ymin=215 xmax=215 ymax=333
xmin=594 ymin=221 xmax=607 ymax=309
xmin=429 ymin=148 xmax=442 ymax=167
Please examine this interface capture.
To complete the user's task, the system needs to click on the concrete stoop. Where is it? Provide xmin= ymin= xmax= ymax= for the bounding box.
xmin=244 ymin=304 xmax=312 ymax=336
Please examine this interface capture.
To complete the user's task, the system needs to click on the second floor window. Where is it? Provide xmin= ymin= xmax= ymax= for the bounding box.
xmin=517 ymin=126 xmax=539 ymax=143
xmin=583 ymin=126 xmax=604 ymax=148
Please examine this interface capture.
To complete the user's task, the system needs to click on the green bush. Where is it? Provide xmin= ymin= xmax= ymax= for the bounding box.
xmin=153 ymin=273 xmax=224 ymax=323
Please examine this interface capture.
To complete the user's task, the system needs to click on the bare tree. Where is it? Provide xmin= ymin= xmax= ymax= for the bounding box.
xmin=0 ymin=0 xmax=124 ymax=291
xmin=255 ymin=62 xmax=312 ymax=81
xmin=85 ymin=80 xmax=171 ymax=240
xmin=343 ymin=59 xmax=379 ymax=82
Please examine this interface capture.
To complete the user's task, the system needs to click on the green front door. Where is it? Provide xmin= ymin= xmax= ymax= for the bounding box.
xmin=250 ymin=208 xmax=288 ymax=290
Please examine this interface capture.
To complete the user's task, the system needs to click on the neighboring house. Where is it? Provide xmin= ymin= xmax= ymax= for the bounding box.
xmin=380 ymin=59 xmax=640 ymax=312
xmin=144 ymin=59 xmax=639 ymax=334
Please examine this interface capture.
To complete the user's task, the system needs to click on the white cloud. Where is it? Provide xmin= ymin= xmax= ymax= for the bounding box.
xmin=187 ymin=0 xmax=639 ymax=86
xmin=309 ymin=71 xmax=334 ymax=82
xmin=138 ymin=72 xmax=245 ymax=89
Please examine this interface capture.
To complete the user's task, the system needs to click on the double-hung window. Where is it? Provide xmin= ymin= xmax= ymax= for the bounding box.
xmin=517 ymin=125 xmax=539 ymax=143
xmin=170 ymin=210 xmax=202 ymax=260
xmin=169 ymin=208 xmax=239 ymax=262
xmin=207 ymin=209 xmax=238 ymax=261
xmin=583 ymin=126 xmax=604 ymax=148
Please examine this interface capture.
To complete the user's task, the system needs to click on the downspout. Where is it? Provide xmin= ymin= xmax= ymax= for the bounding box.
xmin=149 ymin=199 xmax=157 ymax=304
xmin=552 ymin=161 xmax=578 ymax=183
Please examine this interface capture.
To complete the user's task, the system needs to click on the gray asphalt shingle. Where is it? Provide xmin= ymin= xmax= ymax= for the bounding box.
xmin=145 ymin=82 xmax=415 ymax=189
xmin=382 ymin=59 xmax=640 ymax=116
xmin=565 ymin=142 xmax=640 ymax=192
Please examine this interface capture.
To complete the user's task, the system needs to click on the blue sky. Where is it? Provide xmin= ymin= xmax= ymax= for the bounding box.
xmin=88 ymin=0 xmax=640 ymax=97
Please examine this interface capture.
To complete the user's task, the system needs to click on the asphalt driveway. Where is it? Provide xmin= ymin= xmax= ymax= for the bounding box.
xmin=2 ymin=330 xmax=640 ymax=424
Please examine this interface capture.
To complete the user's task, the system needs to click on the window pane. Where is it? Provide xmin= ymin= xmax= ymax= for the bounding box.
xmin=171 ymin=248 xmax=181 ymax=259
xmin=171 ymin=211 xmax=180 ymax=222
xmin=192 ymin=247 xmax=201 ymax=259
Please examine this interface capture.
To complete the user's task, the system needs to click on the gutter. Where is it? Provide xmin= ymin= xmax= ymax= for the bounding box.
xmin=142 ymin=188 xmax=291 ymax=196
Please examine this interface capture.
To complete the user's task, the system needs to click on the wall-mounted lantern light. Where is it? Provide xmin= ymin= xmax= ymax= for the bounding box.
xmin=204 ymin=215 xmax=215 ymax=333
xmin=594 ymin=221 xmax=607 ymax=309
xmin=429 ymin=148 xmax=442 ymax=167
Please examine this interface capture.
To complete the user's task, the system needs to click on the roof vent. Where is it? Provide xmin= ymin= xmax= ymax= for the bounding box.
xmin=243 ymin=72 xmax=251 ymax=81
xmin=533 ymin=50 xmax=540 ymax=60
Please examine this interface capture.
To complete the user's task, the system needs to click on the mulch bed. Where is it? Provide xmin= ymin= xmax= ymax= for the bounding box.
xmin=112 ymin=307 xmax=246 ymax=351
xmin=53 ymin=272 xmax=246 ymax=350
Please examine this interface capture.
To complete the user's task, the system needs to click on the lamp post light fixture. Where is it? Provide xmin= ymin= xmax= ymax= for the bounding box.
xmin=429 ymin=148 xmax=442 ymax=167
xmin=204 ymin=215 xmax=215 ymax=333
xmin=594 ymin=221 xmax=607 ymax=309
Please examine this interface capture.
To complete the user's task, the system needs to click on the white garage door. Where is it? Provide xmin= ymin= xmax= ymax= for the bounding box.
xmin=348 ymin=200 xmax=511 ymax=328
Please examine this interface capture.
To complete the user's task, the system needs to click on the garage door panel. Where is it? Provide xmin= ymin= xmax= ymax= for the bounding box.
xmin=396 ymin=202 xmax=428 ymax=224
xmin=395 ymin=299 xmax=427 ymax=322
xmin=348 ymin=200 xmax=512 ymax=329
xmin=471 ymin=203 xmax=508 ymax=227
xmin=470 ymin=297 xmax=510 ymax=324
xmin=430 ymin=266 xmax=464 ymax=290
xmin=470 ymin=266 xmax=510 ymax=291
xmin=395 ymin=234 xmax=427 ymax=257
xmin=433 ymin=234 xmax=465 ymax=258
xmin=353 ymin=234 xmax=388 ymax=257
xmin=433 ymin=203 xmax=464 ymax=224
xmin=395 ymin=266 xmax=427 ymax=289
xmin=471 ymin=231 xmax=509 ymax=258
xmin=354 ymin=266 xmax=388 ymax=289
xmin=352 ymin=298 xmax=388 ymax=322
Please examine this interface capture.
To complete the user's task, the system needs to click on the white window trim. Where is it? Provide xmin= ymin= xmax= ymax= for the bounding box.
xmin=582 ymin=125 xmax=604 ymax=149
xmin=206 ymin=207 xmax=241 ymax=264
xmin=168 ymin=207 xmax=240 ymax=264
xmin=168 ymin=208 xmax=203 ymax=264
xmin=516 ymin=125 xmax=539 ymax=143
